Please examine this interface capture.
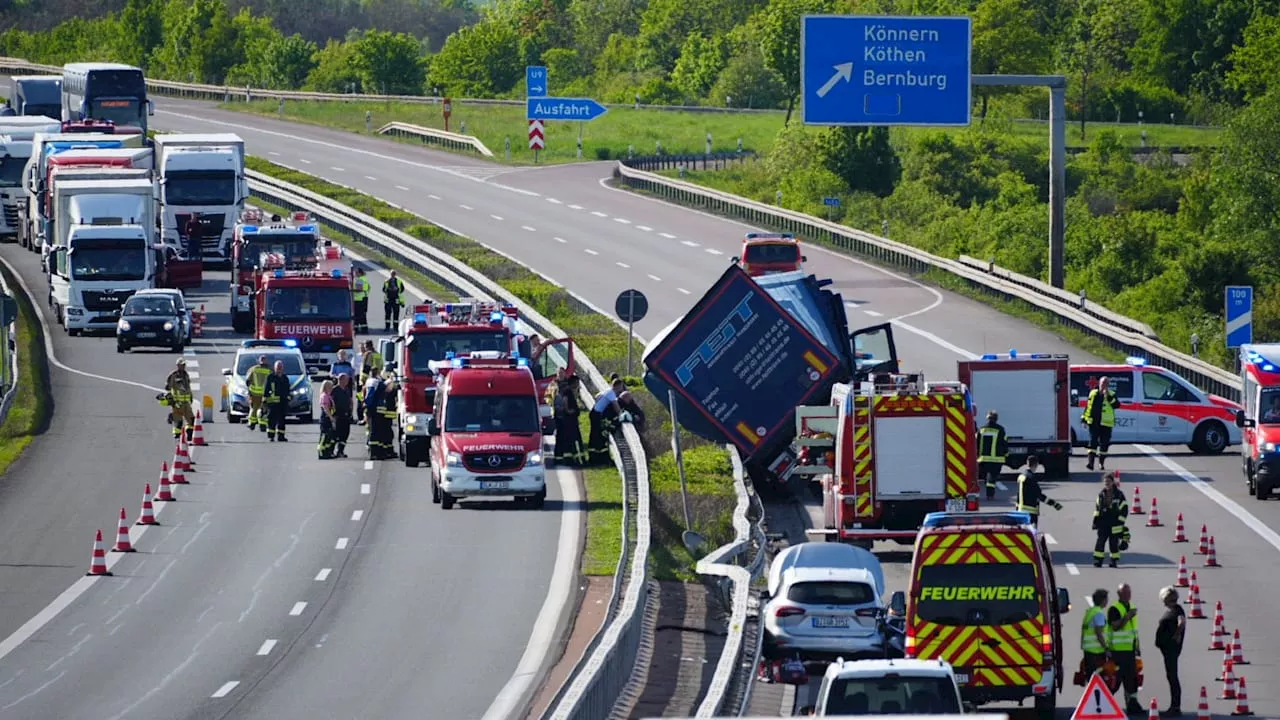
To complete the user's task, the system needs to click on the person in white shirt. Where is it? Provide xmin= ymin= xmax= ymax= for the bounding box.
xmin=587 ymin=379 xmax=625 ymax=465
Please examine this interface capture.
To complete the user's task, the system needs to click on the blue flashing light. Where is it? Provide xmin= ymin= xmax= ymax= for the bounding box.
xmin=1125 ymin=356 xmax=1147 ymax=366
xmin=516 ymin=357 xmax=529 ymax=367
xmin=922 ymin=511 xmax=1033 ymax=529
xmin=1030 ymin=353 xmax=1050 ymax=358
xmin=274 ymin=270 xmax=284 ymax=278
xmin=981 ymin=353 xmax=997 ymax=360
xmin=298 ymin=224 xmax=318 ymax=233
xmin=1008 ymin=348 xmax=1018 ymax=358
xmin=451 ymin=358 xmax=464 ymax=368
xmin=444 ymin=304 xmax=454 ymax=313
xmin=490 ymin=311 xmax=504 ymax=322
xmin=444 ymin=351 xmax=456 ymax=360
xmin=283 ymin=339 xmax=298 ymax=348
xmin=413 ymin=312 xmax=427 ymax=324
xmin=241 ymin=225 xmax=259 ymax=234
xmin=330 ymin=268 xmax=341 ymax=278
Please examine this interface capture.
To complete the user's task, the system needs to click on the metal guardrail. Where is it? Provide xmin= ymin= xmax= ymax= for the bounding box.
xmin=244 ymin=169 xmax=654 ymax=720
xmin=623 ymin=152 xmax=758 ymax=173
xmin=613 ymin=161 xmax=1243 ymax=402
xmin=377 ymin=121 xmax=493 ymax=157
xmin=0 ymin=273 xmax=20 ymax=426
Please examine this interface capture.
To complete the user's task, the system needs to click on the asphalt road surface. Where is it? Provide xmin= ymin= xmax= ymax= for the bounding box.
xmin=0 ymin=235 xmax=577 ymax=719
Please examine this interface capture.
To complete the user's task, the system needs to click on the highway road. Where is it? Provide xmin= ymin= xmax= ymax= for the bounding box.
xmin=146 ymin=97 xmax=1280 ymax=718
xmin=0 ymin=228 xmax=578 ymax=718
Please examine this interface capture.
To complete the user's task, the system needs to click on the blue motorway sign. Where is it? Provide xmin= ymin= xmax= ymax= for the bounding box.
xmin=801 ymin=15 xmax=972 ymax=126
xmin=823 ymin=196 xmax=841 ymax=207
xmin=644 ymin=265 xmax=842 ymax=458
xmin=526 ymin=65 xmax=547 ymax=98
xmin=526 ymin=97 xmax=607 ymax=121
xmin=1226 ymin=285 xmax=1253 ymax=348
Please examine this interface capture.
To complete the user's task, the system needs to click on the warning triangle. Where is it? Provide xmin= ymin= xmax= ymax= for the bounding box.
xmin=1070 ymin=674 xmax=1127 ymax=720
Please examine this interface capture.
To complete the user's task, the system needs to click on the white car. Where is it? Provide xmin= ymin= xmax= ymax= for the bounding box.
xmin=221 ymin=339 xmax=314 ymax=423
xmin=132 ymin=288 xmax=192 ymax=345
xmin=805 ymin=658 xmax=967 ymax=716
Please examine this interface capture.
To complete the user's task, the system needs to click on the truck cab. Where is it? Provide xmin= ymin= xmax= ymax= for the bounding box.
xmin=229 ymin=211 xmax=323 ymax=332
xmin=731 ymin=232 xmax=805 ymax=276
xmin=255 ymin=255 xmax=353 ymax=378
xmin=153 ymin=133 xmax=247 ymax=265
xmin=426 ymin=354 xmax=555 ymax=509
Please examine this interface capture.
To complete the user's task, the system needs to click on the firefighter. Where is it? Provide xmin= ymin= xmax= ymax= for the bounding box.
xmin=165 ymin=358 xmax=196 ymax=440
xmin=332 ymin=373 xmax=353 ymax=458
xmin=551 ymin=369 xmax=584 ymax=465
xmin=246 ymin=355 xmax=271 ymax=431
xmin=1082 ymin=588 xmax=1112 ymax=677
xmin=587 ymin=379 xmax=625 ymax=466
xmin=1108 ymin=583 xmax=1145 ymax=715
xmin=367 ymin=372 xmax=398 ymax=459
xmin=356 ymin=341 xmax=383 ymax=424
xmin=1082 ymin=376 xmax=1121 ymax=470
xmin=1015 ymin=455 xmax=1062 ymax=527
xmin=264 ymin=360 xmax=291 ymax=442
xmin=1093 ymin=471 xmax=1130 ymax=568
xmin=383 ymin=270 xmax=405 ymax=330
xmin=351 ymin=268 xmax=370 ymax=333
xmin=977 ymin=410 xmax=1008 ymax=500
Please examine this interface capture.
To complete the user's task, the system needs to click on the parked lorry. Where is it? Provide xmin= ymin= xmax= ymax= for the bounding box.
xmin=153 ymin=133 xmax=246 ymax=265
xmin=957 ymin=352 xmax=1072 ymax=478
xmin=798 ymin=373 xmax=980 ymax=546
xmin=0 ymin=117 xmax=62 ymax=242
xmin=7 ymin=76 xmax=62 ymax=118
xmin=23 ymin=132 xmax=142 ymax=250
xmin=642 ymin=264 xmax=899 ymax=491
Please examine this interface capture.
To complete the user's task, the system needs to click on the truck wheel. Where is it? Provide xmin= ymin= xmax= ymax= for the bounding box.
xmin=1045 ymin=455 xmax=1070 ymax=479
xmin=1192 ymin=422 xmax=1228 ymax=455
xmin=1034 ymin=691 xmax=1056 ymax=718
xmin=441 ymin=492 xmax=455 ymax=510
xmin=405 ymin=446 xmax=420 ymax=468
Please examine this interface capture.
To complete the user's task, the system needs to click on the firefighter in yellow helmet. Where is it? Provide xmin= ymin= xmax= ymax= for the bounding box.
xmin=246 ymin=354 xmax=272 ymax=430
xmin=165 ymin=358 xmax=195 ymax=440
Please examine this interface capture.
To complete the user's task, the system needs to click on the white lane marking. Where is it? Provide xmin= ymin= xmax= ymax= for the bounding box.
xmin=554 ymin=237 xmax=567 ymax=243
xmin=256 ymin=639 xmax=277 ymax=656
xmin=521 ymin=225 xmax=537 ymax=232
xmin=680 ymin=240 xmax=698 ymax=247
xmin=997 ymin=481 xmax=1009 ymax=491
xmin=547 ymin=198 xmax=562 ymax=204
xmin=584 ymin=249 xmax=599 ymax=256
xmin=211 ymin=681 xmax=240 ymax=698
xmin=568 ymin=204 xmax=583 ymax=210
xmin=1045 ymin=533 xmax=1058 ymax=545
xmin=1066 ymin=563 xmax=1080 ymax=576
xmin=191 ymin=383 xmax=201 ymax=392
xmin=188 ymin=371 xmax=200 ymax=379
xmin=364 ymin=175 xmax=377 ymax=180
xmin=351 ymin=510 xmax=364 ymax=521
xmin=661 ymin=232 xmax=678 ymax=239
xmin=490 ymin=214 xmax=504 ymax=221
xmin=614 ymin=218 xmax=631 ymax=224
xmin=400 ymin=186 xmax=413 ymax=192
xmin=704 ymin=248 xmax=723 ymax=256
xmin=335 ymin=537 xmax=349 ymax=550
xmin=331 ymin=166 xmax=345 ymax=171
xmin=314 ymin=568 xmax=332 ymax=582
xmin=183 ymin=349 xmax=196 ymax=356
xmin=616 ymin=262 xmax=630 ymax=268
xmin=482 ymin=468 xmax=583 ymax=720
xmin=289 ymin=602 xmax=307 ymax=616
xmin=185 ymin=359 xmax=199 ymax=367
xmin=363 ymin=461 xmax=374 ymax=470
xmin=1141 ymin=446 xmax=1280 ymax=553
xmin=648 ymin=274 xmax=662 ymax=282
xmin=590 ymin=211 xmax=607 ymax=217
xmin=459 ymin=204 xmax=474 ymax=210
xmin=891 ymin=319 xmax=979 ymax=360
xmin=360 ymin=483 xmax=371 ymax=495
xmin=678 ymin=288 xmax=691 ymax=295
xmin=299 ymin=158 xmax=311 ymax=164
xmin=864 ymin=310 xmax=883 ymax=317
xmin=267 ymin=151 xmax=280 ymax=156
xmin=637 ymin=225 xmax=652 ymax=232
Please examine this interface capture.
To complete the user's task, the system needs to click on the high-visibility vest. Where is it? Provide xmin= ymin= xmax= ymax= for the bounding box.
xmin=1017 ymin=473 xmax=1039 ymax=514
xmin=978 ymin=426 xmax=1005 ymax=463
xmin=247 ymin=365 xmax=271 ymax=394
xmin=1081 ymin=606 xmax=1108 ymax=653
xmin=384 ymin=278 xmax=404 ymax=301
xmin=352 ymin=277 xmax=368 ymax=302
xmin=363 ymin=351 xmax=384 ymax=377
xmin=1108 ymin=601 xmax=1137 ymax=651
xmin=1083 ymin=389 xmax=1117 ymax=427
xmin=168 ymin=374 xmax=192 ymax=403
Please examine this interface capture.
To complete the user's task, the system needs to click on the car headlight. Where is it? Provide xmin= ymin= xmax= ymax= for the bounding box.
xmin=292 ymin=386 xmax=309 ymax=397
xmin=526 ymin=450 xmax=543 ymax=467
xmin=1264 ymin=442 xmax=1277 ymax=452
xmin=404 ymin=414 xmax=420 ymax=431
xmin=118 ymin=320 xmax=131 ymax=331
xmin=163 ymin=321 xmax=174 ymax=331
xmin=446 ymin=451 xmax=462 ymax=467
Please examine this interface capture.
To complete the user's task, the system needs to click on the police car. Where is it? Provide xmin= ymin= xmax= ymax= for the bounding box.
xmin=220 ymin=339 xmax=314 ymax=423
xmin=1069 ymin=357 xmax=1241 ymax=454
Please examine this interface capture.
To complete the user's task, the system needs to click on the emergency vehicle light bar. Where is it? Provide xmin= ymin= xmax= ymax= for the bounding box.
xmin=1126 ymin=356 xmax=1147 ymax=366
xmin=241 ymin=225 xmax=259 ymax=234
xmin=745 ymin=232 xmax=795 ymax=240
xmin=922 ymin=511 xmax=1033 ymax=529
xmin=241 ymin=339 xmax=298 ymax=349
xmin=979 ymin=352 xmax=1066 ymax=360
xmin=1244 ymin=350 xmax=1277 ymax=372
xmin=299 ymin=225 xmax=318 ymax=234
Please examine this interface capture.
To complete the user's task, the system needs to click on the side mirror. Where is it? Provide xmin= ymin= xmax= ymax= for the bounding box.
xmin=1071 ymin=389 xmax=1079 ymax=401
xmin=801 ymin=255 xmax=808 ymax=262
xmin=1057 ymin=587 xmax=1071 ymax=613
xmin=730 ymin=256 xmax=740 ymax=264
xmin=427 ymin=418 xmax=440 ymax=436
xmin=384 ymin=360 xmax=397 ymax=373
xmin=889 ymin=590 xmax=906 ymax=616
xmin=221 ymin=368 xmax=232 ymax=376
xmin=541 ymin=416 xmax=555 ymax=434
xmin=1237 ymin=410 xmax=1254 ymax=428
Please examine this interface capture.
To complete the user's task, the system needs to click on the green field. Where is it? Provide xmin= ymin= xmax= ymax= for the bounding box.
xmin=0 ymin=262 xmax=51 ymax=475
xmin=223 ymin=98 xmax=1223 ymax=166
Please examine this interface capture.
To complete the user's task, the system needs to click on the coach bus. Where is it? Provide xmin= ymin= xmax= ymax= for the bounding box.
xmin=61 ymin=63 xmax=153 ymax=134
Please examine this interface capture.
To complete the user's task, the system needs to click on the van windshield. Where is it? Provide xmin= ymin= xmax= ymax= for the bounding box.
xmin=444 ymin=394 xmax=539 ymax=433
xmin=916 ymin=562 xmax=1040 ymax=625
xmin=743 ymin=242 xmax=799 ymax=265
xmin=823 ymin=675 xmax=962 ymax=715
xmin=1258 ymin=388 xmax=1280 ymax=424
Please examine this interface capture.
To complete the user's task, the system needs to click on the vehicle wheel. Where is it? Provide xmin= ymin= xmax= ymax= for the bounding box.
xmin=441 ymin=492 xmax=455 ymax=510
xmin=529 ymin=489 xmax=546 ymax=509
xmin=431 ymin=479 xmax=441 ymax=504
xmin=228 ymin=412 xmax=241 ymax=424
xmin=171 ymin=342 xmax=183 ymax=352
xmin=68 ymin=328 xmax=80 ymax=337
xmin=405 ymin=451 xmax=420 ymax=468
xmin=1034 ymin=691 xmax=1056 ymax=718
xmin=1192 ymin=421 xmax=1228 ymax=455
xmin=117 ymin=344 xmax=126 ymax=353
xmin=1257 ymin=483 xmax=1271 ymax=501
xmin=1045 ymin=455 xmax=1070 ymax=479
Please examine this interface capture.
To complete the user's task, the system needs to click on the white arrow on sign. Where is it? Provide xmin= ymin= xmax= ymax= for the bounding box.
xmin=530 ymin=85 xmax=544 ymax=93
xmin=815 ymin=62 xmax=854 ymax=99
xmin=1227 ymin=311 xmax=1252 ymax=338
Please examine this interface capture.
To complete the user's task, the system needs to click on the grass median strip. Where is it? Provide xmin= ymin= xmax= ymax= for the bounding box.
xmin=0 ymin=260 xmax=52 ymax=474
xmin=246 ymin=156 xmax=738 ymax=580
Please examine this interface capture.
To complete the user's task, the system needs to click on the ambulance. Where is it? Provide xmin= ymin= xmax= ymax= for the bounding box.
xmin=891 ymin=511 xmax=1070 ymax=718
xmin=730 ymin=232 xmax=805 ymax=276
xmin=1235 ymin=343 xmax=1280 ymax=499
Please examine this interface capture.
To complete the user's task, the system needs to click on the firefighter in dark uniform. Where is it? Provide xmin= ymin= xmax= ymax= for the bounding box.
xmin=550 ymin=369 xmax=584 ymax=465
xmin=367 ymin=372 xmax=398 ymax=459
xmin=1083 ymin=376 xmax=1121 ymax=470
xmin=1015 ymin=455 xmax=1062 ymax=527
xmin=1093 ymin=471 xmax=1130 ymax=567
xmin=264 ymin=360 xmax=291 ymax=442
xmin=977 ymin=410 xmax=1007 ymax=500
xmin=383 ymin=270 xmax=405 ymax=330
xmin=332 ymin=373 xmax=353 ymax=458
xmin=587 ymin=378 xmax=625 ymax=466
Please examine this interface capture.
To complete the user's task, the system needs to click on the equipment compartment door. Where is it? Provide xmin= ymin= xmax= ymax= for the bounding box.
xmin=873 ymin=415 xmax=946 ymax=498
xmin=158 ymin=246 xmax=203 ymax=290
xmin=969 ymin=368 xmax=1060 ymax=443
xmin=532 ymin=337 xmax=575 ymax=399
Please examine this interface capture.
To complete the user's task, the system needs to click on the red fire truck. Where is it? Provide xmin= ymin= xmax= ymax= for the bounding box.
xmin=383 ymin=300 xmax=575 ymax=467
xmin=798 ymin=372 xmax=980 ymax=547
xmin=229 ymin=210 xmax=326 ymax=332
xmin=254 ymin=245 xmax=353 ymax=377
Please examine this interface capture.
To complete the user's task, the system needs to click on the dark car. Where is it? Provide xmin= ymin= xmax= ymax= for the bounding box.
xmin=117 ymin=294 xmax=185 ymax=352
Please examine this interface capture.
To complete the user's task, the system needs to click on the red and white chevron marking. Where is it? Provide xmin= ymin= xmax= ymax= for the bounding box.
xmin=528 ymin=119 xmax=545 ymax=150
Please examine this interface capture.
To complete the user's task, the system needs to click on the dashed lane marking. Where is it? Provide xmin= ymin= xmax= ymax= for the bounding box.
xmin=1065 ymin=564 xmax=1080 ymax=576
xmin=680 ymin=240 xmax=698 ymax=247
xmin=364 ymin=175 xmax=377 ymax=181
xmin=521 ymin=225 xmax=537 ymax=232
xmin=554 ymin=237 xmax=567 ymax=243
xmin=590 ymin=211 xmax=607 ymax=218
xmin=490 ymin=214 xmax=504 ymax=221
xmin=267 ymin=151 xmax=280 ymax=156
xmin=188 ymin=372 xmax=200 ymax=379
xmin=705 ymin=248 xmax=723 ymax=255
xmin=400 ymin=186 xmax=413 ymax=192
xmin=289 ymin=602 xmax=307 ymax=616
xmin=568 ymin=204 xmax=583 ymax=210
xmin=360 ymin=483 xmax=371 ymax=495
xmin=637 ymin=225 xmax=652 ymax=232
xmin=256 ymin=640 xmax=277 ymax=656
xmin=584 ymin=249 xmax=598 ymax=256
xmin=648 ymin=274 xmax=662 ymax=282
xmin=678 ymin=288 xmax=691 ymax=295
xmin=864 ymin=310 xmax=884 ymax=317
xmin=335 ymin=538 xmax=349 ymax=550
xmin=314 ymin=569 xmax=331 ymax=582
xmin=616 ymin=262 xmax=630 ymax=269
xmin=997 ymin=481 xmax=1009 ymax=491
xmin=547 ymin=198 xmax=562 ymax=204
xmin=299 ymin=158 xmax=311 ymax=164
xmin=363 ymin=461 xmax=374 ymax=470
xmin=1045 ymin=533 xmax=1058 ymax=545
xmin=351 ymin=510 xmax=363 ymax=521
xmin=614 ymin=218 xmax=631 ymax=224
xmin=459 ymin=204 xmax=474 ymax=211
xmin=211 ymin=681 xmax=240 ymax=698
xmin=661 ymin=232 xmax=677 ymax=239
xmin=330 ymin=166 xmax=345 ymax=172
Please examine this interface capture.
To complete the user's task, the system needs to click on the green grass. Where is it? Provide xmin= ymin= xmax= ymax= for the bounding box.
xmin=221 ymin=98 xmax=1222 ymax=168
xmin=246 ymin=156 xmax=738 ymax=580
xmin=0 ymin=262 xmax=52 ymax=474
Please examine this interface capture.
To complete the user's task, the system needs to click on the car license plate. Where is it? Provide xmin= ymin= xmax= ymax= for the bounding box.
xmin=812 ymin=616 xmax=850 ymax=628
xmin=1009 ymin=446 xmax=1028 ymax=454
xmin=946 ymin=498 xmax=967 ymax=512
xmin=135 ymin=332 xmax=156 ymax=338
xmin=480 ymin=480 xmax=509 ymax=490
xmin=954 ymin=673 xmax=970 ymax=684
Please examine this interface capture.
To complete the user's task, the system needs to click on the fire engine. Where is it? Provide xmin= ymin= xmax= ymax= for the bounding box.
xmin=229 ymin=210 xmax=326 ymax=333
xmin=958 ymin=351 xmax=1072 ymax=478
xmin=381 ymin=300 xmax=575 ymax=467
xmin=254 ymin=248 xmax=353 ymax=377
xmin=797 ymin=371 xmax=980 ymax=547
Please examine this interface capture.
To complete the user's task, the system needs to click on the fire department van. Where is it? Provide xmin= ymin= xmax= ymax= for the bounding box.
xmin=959 ymin=352 xmax=1072 ymax=478
xmin=890 ymin=511 xmax=1070 ymax=718
xmin=1235 ymin=344 xmax=1280 ymax=499
xmin=730 ymin=232 xmax=805 ymax=276
xmin=1069 ymin=357 xmax=1240 ymax=454
xmin=426 ymin=353 xmax=555 ymax=509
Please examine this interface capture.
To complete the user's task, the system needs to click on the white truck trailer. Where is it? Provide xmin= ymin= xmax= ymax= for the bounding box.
xmin=0 ymin=117 xmax=62 ymax=241
xmin=153 ymin=133 xmax=246 ymax=265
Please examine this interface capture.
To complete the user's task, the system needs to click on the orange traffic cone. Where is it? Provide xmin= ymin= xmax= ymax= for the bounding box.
xmin=136 ymin=483 xmax=159 ymax=525
xmin=1196 ymin=686 xmax=1210 ymax=720
xmin=1146 ymin=497 xmax=1162 ymax=527
xmin=181 ymin=433 xmax=195 ymax=467
xmin=1209 ymin=602 xmax=1225 ymax=650
xmin=1187 ymin=584 xmax=1205 ymax=618
xmin=87 ymin=529 xmax=112 ymax=576
xmin=1175 ymin=556 xmax=1189 ymax=586
xmin=156 ymin=462 xmax=176 ymax=501
xmin=1220 ymin=638 xmax=1235 ymax=680
xmin=111 ymin=507 xmax=134 ymax=552
xmin=1220 ymin=660 xmax=1237 ymax=699
xmin=1173 ymin=513 xmax=1188 ymax=542
xmin=170 ymin=454 xmax=188 ymax=485
xmin=192 ymin=409 xmax=207 ymax=446
xmin=1232 ymin=629 xmax=1249 ymax=665
xmin=1146 ymin=697 xmax=1158 ymax=720
xmin=1233 ymin=677 xmax=1253 ymax=716
xmin=1205 ymin=536 xmax=1220 ymax=567
xmin=1198 ymin=524 xmax=1210 ymax=554
xmin=1132 ymin=486 xmax=1145 ymax=514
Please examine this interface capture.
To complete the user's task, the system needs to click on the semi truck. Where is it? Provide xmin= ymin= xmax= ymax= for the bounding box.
xmin=22 ymin=132 xmax=143 ymax=251
xmin=957 ymin=353 xmax=1072 ymax=478
xmin=153 ymin=133 xmax=246 ymax=265
xmin=7 ymin=76 xmax=62 ymax=118
xmin=0 ymin=117 xmax=62 ymax=242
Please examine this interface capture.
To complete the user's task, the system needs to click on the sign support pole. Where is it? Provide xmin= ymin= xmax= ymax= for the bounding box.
xmin=625 ymin=292 xmax=635 ymax=377
xmin=669 ymin=388 xmax=693 ymax=533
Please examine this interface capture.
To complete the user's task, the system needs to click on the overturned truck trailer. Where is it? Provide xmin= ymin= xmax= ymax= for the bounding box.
xmin=642 ymin=265 xmax=899 ymax=491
